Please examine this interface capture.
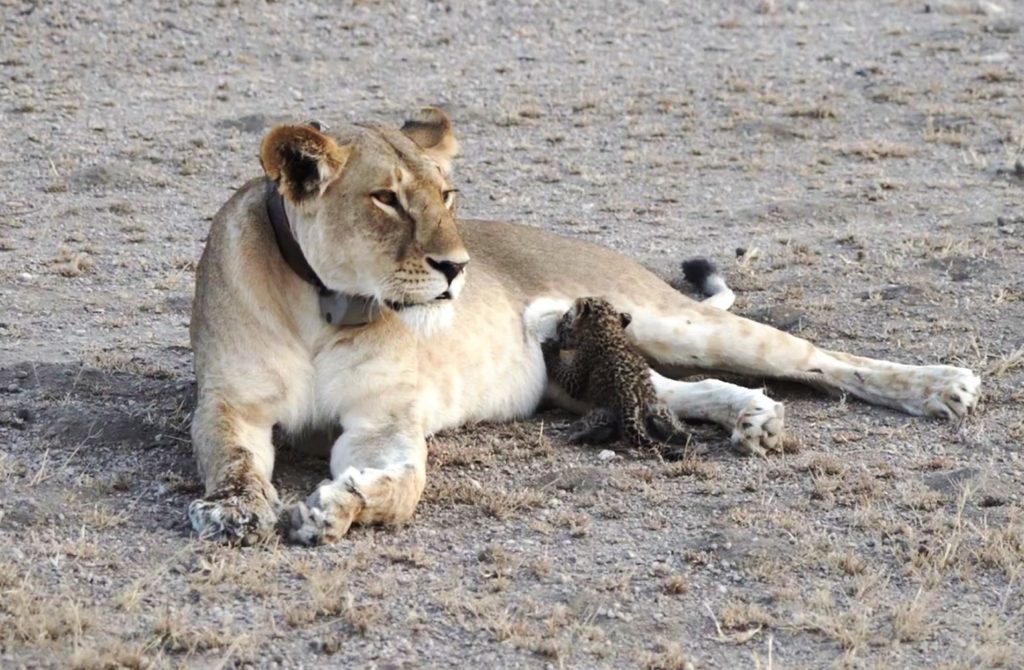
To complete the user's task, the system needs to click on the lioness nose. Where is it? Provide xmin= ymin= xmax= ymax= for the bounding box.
xmin=427 ymin=258 xmax=468 ymax=284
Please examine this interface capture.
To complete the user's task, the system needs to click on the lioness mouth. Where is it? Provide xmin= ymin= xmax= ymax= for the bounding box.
xmin=385 ymin=293 xmax=451 ymax=311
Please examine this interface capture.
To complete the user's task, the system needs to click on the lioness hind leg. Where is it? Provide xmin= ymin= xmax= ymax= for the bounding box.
xmin=630 ymin=305 xmax=980 ymax=420
xmin=811 ymin=350 xmax=980 ymax=419
xmin=188 ymin=398 xmax=280 ymax=544
xmin=650 ymin=373 xmax=785 ymax=456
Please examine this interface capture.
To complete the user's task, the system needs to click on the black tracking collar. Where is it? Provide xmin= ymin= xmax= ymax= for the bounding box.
xmin=264 ymin=180 xmax=382 ymax=326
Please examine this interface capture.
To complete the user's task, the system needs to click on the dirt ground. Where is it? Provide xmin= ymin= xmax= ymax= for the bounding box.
xmin=2 ymin=0 xmax=1023 ymax=668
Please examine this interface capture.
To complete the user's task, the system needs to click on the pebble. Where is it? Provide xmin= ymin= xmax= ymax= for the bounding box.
xmin=980 ymin=52 xmax=1010 ymax=63
xmin=597 ymin=449 xmax=617 ymax=461
xmin=17 ymin=272 xmax=33 ymax=282
xmin=978 ymin=0 xmax=1005 ymax=14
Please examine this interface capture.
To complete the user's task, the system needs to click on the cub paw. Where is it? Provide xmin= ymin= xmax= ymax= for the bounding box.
xmin=188 ymin=485 xmax=278 ymax=546
xmin=731 ymin=398 xmax=786 ymax=457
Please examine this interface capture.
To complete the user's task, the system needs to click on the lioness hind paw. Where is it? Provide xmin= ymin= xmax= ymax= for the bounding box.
xmin=921 ymin=367 xmax=980 ymax=421
xmin=731 ymin=399 xmax=786 ymax=457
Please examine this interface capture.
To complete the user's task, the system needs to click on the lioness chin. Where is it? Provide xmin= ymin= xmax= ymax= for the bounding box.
xmin=188 ymin=107 xmax=980 ymax=545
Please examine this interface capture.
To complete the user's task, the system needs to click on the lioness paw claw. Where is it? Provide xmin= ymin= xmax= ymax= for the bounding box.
xmin=731 ymin=399 xmax=786 ymax=457
xmin=188 ymin=493 xmax=277 ymax=545
xmin=283 ymin=501 xmax=331 ymax=546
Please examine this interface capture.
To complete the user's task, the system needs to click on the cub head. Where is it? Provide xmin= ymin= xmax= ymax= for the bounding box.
xmin=259 ymin=108 xmax=468 ymax=330
xmin=556 ymin=297 xmax=632 ymax=349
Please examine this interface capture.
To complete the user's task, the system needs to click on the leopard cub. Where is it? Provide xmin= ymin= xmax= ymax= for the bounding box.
xmin=542 ymin=296 xmax=690 ymax=456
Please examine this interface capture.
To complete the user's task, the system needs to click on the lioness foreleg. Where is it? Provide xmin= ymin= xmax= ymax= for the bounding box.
xmin=284 ymin=416 xmax=426 ymax=545
xmin=188 ymin=397 xmax=280 ymax=544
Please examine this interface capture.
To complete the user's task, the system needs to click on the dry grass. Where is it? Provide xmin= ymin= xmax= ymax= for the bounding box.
xmin=720 ymin=599 xmax=773 ymax=631
xmin=642 ymin=641 xmax=694 ymax=670
xmin=662 ymin=454 xmax=719 ymax=479
xmin=984 ymin=346 xmax=1024 ymax=378
xmin=68 ymin=640 xmax=153 ymax=670
xmin=786 ymin=104 xmax=838 ymax=120
xmin=839 ymin=140 xmax=917 ymax=160
xmin=52 ymin=246 xmax=95 ymax=277
xmin=890 ymin=588 xmax=934 ymax=642
xmin=152 ymin=610 xmax=234 ymax=654
xmin=0 ymin=587 xmax=93 ymax=647
xmin=282 ymin=566 xmax=383 ymax=635
xmin=662 ymin=574 xmax=690 ymax=595
xmin=427 ymin=479 xmax=547 ymax=518
xmin=790 ymin=587 xmax=873 ymax=654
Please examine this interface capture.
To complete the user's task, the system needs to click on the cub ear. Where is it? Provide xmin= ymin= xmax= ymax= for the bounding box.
xmin=619 ymin=312 xmax=633 ymax=329
xmin=401 ymin=107 xmax=459 ymax=174
xmin=260 ymin=124 xmax=351 ymax=202
xmin=576 ymin=298 xmax=593 ymax=318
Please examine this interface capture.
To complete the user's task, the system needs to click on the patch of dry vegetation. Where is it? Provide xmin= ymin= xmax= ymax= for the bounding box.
xmin=839 ymin=140 xmax=917 ymax=160
xmin=0 ymin=591 xmax=93 ymax=648
xmin=52 ymin=246 xmax=95 ymax=277
xmin=642 ymin=640 xmax=694 ymax=670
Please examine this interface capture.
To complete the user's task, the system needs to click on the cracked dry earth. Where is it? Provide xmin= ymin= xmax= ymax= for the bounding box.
xmin=2 ymin=0 xmax=1024 ymax=668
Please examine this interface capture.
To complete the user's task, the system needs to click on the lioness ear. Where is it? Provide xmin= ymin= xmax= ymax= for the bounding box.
xmin=620 ymin=312 xmax=632 ymax=329
xmin=400 ymin=107 xmax=459 ymax=174
xmin=260 ymin=124 xmax=350 ymax=202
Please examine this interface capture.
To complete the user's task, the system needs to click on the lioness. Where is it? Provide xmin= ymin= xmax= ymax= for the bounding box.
xmin=188 ymin=108 xmax=980 ymax=545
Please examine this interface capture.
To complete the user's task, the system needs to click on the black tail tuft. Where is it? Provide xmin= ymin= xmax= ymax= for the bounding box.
xmin=681 ymin=257 xmax=724 ymax=295
xmin=681 ymin=258 xmax=717 ymax=286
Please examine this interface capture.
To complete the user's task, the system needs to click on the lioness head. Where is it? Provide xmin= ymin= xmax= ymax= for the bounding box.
xmin=259 ymin=108 xmax=469 ymax=328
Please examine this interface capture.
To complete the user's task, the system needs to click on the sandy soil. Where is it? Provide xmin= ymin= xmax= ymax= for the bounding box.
xmin=2 ymin=0 xmax=1023 ymax=668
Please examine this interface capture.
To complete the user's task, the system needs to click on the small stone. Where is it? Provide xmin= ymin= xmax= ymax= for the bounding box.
xmin=978 ymin=0 xmax=1005 ymax=15
xmin=597 ymin=449 xmax=617 ymax=461
xmin=980 ymin=52 xmax=1010 ymax=63
xmin=979 ymin=494 xmax=1007 ymax=508
xmin=17 ymin=272 xmax=33 ymax=282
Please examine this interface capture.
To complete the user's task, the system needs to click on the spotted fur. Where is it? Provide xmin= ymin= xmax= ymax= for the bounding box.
xmin=543 ymin=297 xmax=690 ymax=456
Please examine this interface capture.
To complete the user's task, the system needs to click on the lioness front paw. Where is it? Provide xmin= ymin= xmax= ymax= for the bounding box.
xmin=920 ymin=366 xmax=980 ymax=420
xmin=282 ymin=501 xmax=331 ymax=546
xmin=188 ymin=486 xmax=278 ymax=545
xmin=731 ymin=397 xmax=785 ymax=457
xmin=282 ymin=479 xmax=359 ymax=546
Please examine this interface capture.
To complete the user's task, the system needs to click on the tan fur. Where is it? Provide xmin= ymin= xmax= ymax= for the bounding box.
xmin=188 ymin=110 xmax=981 ymax=544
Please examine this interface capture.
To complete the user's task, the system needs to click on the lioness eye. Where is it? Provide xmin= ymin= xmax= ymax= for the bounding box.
xmin=371 ymin=190 xmax=399 ymax=208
